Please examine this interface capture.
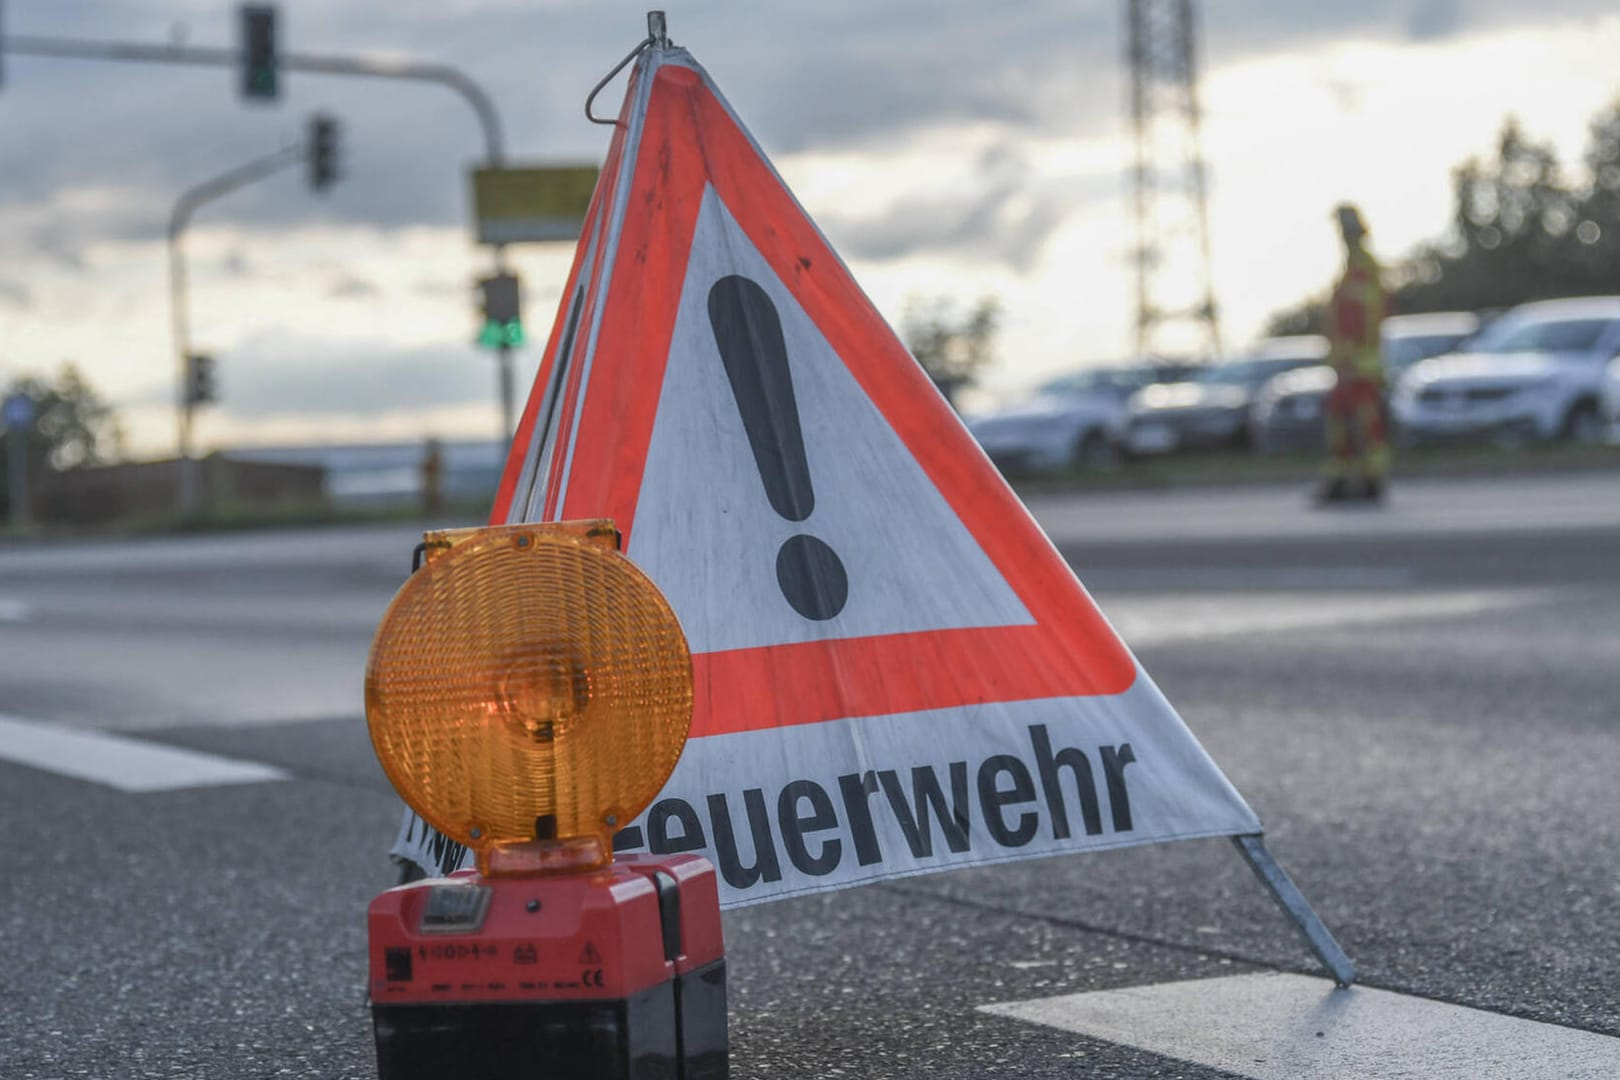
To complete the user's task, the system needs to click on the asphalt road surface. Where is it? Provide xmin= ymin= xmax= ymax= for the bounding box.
xmin=2 ymin=471 xmax=1618 ymax=1078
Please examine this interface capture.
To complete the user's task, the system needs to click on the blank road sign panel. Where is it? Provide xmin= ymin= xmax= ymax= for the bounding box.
xmin=472 ymin=165 xmax=601 ymax=244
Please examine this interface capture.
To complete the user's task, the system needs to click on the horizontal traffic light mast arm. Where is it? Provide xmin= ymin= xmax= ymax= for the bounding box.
xmin=2 ymin=33 xmax=504 ymax=164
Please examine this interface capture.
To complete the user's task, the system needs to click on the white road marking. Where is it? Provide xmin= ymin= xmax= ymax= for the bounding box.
xmin=0 ymin=598 xmax=30 ymax=622
xmin=1026 ymin=472 xmax=1620 ymax=545
xmin=1088 ymin=566 xmax=1417 ymax=589
xmin=1104 ymin=589 xmax=1546 ymax=648
xmin=981 ymin=972 xmax=1620 ymax=1079
xmin=0 ymin=714 xmax=288 ymax=793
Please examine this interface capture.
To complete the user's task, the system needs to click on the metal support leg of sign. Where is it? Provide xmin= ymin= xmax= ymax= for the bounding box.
xmin=1232 ymin=833 xmax=1357 ymax=988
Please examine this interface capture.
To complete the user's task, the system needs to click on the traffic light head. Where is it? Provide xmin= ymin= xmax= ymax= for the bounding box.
xmin=240 ymin=5 xmax=279 ymax=101
xmin=477 ymin=273 xmax=524 ymax=349
xmin=309 ymin=114 xmax=340 ymax=192
xmin=187 ymin=354 xmax=218 ymax=406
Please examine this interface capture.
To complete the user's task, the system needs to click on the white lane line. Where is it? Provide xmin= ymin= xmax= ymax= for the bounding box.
xmin=0 ymin=598 xmax=30 ymax=622
xmin=1105 ymin=588 xmax=1546 ymax=648
xmin=0 ymin=714 xmax=288 ymax=793
xmin=981 ymin=972 xmax=1620 ymax=1080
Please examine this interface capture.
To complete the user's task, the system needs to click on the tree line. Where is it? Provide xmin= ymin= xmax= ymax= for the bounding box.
xmin=0 ymin=365 xmax=122 ymax=515
xmin=1268 ymin=97 xmax=1620 ymax=335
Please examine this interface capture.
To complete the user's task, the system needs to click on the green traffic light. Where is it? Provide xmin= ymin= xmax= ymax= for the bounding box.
xmin=479 ymin=319 xmax=524 ymax=349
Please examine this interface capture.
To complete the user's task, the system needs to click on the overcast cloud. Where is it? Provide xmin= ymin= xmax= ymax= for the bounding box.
xmin=4 ymin=0 xmax=1614 ymax=239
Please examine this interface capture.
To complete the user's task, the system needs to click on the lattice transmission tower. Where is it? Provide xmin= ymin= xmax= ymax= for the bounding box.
xmin=1125 ymin=0 xmax=1222 ymax=359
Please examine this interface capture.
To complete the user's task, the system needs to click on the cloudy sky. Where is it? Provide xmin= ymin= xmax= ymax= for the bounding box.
xmin=2 ymin=0 xmax=1618 ymax=455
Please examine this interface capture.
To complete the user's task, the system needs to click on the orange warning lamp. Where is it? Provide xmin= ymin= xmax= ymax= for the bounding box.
xmin=365 ymin=521 xmax=693 ymax=875
xmin=366 ymin=518 xmax=728 ymax=1079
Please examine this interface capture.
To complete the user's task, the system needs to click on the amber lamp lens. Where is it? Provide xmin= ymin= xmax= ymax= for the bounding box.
xmin=365 ymin=527 xmax=692 ymax=857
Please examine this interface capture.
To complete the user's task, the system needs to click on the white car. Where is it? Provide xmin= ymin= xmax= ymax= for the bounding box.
xmin=1391 ymin=297 xmax=1620 ymax=445
xmin=1604 ymin=354 xmax=1620 ymax=444
xmin=1382 ymin=311 xmax=1481 ymax=378
xmin=967 ymin=365 xmax=1184 ymax=472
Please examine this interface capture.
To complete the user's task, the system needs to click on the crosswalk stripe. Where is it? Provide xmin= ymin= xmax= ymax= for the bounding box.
xmin=0 ymin=714 xmax=288 ymax=793
xmin=981 ymin=972 xmax=1620 ymax=1079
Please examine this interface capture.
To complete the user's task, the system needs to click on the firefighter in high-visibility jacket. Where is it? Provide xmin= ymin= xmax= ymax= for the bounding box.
xmin=1319 ymin=204 xmax=1390 ymax=503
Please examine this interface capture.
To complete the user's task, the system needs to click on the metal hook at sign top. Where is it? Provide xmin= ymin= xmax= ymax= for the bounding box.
xmin=585 ymin=12 xmax=670 ymax=126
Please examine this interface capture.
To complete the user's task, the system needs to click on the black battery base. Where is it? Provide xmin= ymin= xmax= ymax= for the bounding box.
xmin=373 ymin=960 xmax=727 ymax=1080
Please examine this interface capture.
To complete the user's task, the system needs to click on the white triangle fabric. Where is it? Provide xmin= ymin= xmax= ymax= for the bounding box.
xmin=630 ymin=186 xmax=1033 ymax=653
xmin=391 ymin=43 xmax=1261 ymax=906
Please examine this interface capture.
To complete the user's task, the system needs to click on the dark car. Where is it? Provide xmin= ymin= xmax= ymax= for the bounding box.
xmin=1249 ymin=312 xmax=1479 ymax=455
xmin=1121 ymin=337 xmax=1327 ymax=455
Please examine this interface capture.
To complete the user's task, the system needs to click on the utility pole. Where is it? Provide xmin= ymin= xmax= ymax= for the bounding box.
xmin=1125 ymin=0 xmax=1221 ymax=360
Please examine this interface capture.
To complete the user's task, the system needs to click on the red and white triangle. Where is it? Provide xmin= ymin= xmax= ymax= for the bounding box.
xmin=397 ymin=43 xmax=1261 ymax=907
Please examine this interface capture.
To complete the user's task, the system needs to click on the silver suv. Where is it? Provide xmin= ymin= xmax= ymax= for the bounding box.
xmin=1392 ymin=297 xmax=1620 ymax=445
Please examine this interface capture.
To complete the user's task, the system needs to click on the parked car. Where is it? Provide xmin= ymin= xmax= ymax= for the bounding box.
xmin=1121 ymin=337 xmax=1327 ymax=455
xmin=965 ymin=365 xmax=1167 ymax=472
xmin=1382 ymin=312 xmax=1481 ymax=378
xmin=1250 ymin=313 xmax=1479 ymax=454
xmin=1602 ymin=354 xmax=1620 ymax=444
xmin=1247 ymin=365 xmax=1339 ymax=455
xmin=1391 ymin=297 xmax=1620 ymax=445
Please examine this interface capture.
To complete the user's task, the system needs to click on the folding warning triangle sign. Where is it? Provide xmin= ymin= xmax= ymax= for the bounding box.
xmin=395 ymin=40 xmax=1263 ymax=909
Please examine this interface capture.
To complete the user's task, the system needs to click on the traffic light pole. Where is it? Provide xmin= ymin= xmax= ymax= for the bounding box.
xmin=169 ymin=143 xmax=306 ymax=515
xmin=497 ymin=341 xmax=516 ymax=444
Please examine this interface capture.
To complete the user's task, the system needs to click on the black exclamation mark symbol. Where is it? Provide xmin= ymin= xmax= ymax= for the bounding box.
xmin=707 ymin=274 xmax=848 ymax=621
